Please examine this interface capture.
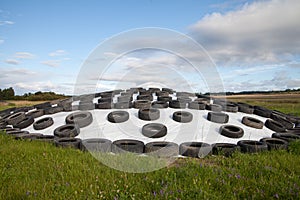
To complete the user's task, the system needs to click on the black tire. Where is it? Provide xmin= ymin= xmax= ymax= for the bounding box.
xmin=55 ymin=138 xmax=82 ymax=149
xmin=6 ymin=112 xmax=26 ymax=125
xmin=33 ymin=117 xmax=54 ymax=130
xmin=172 ymin=111 xmax=193 ymax=123
xmin=2 ymin=128 xmax=20 ymax=133
xmin=177 ymin=97 xmax=192 ymax=103
xmin=220 ymin=125 xmax=244 ymax=138
xmin=260 ymin=138 xmax=288 ymax=150
xmin=237 ymin=102 xmax=254 ymax=114
xmin=151 ymin=101 xmax=168 ymax=109
xmin=270 ymin=114 xmax=294 ymax=130
xmin=14 ymin=133 xmax=43 ymax=140
xmin=205 ymin=104 xmax=222 ymax=112
xmin=0 ymin=120 xmax=8 ymax=129
xmin=156 ymin=91 xmax=169 ymax=97
xmin=145 ymin=141 xmax=179 ymax=157
xmin=242 ymin=116 xmax=264 ymax=129
xmin=254 ymin=106 xmax=272 ymax=118
xmin=65 ymin=111 xmax=93 ymax=128
xmin=212 ymin=143 xmax=240 ymax=157
xmin=44 ymin=106 xmax=64 ymax=114
xmin=13 ymin=116 xmax=34 ymax=129
xmin=169 ymin=100 xmax=186 ymax=109
xmin=114 ymin=102 xmax=133 ymax=109
xmin=265 ymin=119 xmax=286 ymax=132
xmin=95 ymin=102 xmax=113 ymax=109
xmin=137 ymin=95 xmax=153 ymax=101
xmin=157 ymin=96 xmax=172 ymax=102
xmin=179 ymin=142 xmax=212 ymax=158
xmin=26 ymin=109 xmax=44 ymax=118
xmin=118 ymin=95 xmax=133 ymax=102
xmin=81 ymin=138 xmax=112 ymax=152
xmin=207 ymin=112 xmax=229 ymax=123
xmin=54 ymin=124 xmax=80 ymax=138
xmin=34 ymin=102 xmax=51 ymax=109
xmin=107 ymin=111 xmax=129 ymax=123
xmin=162 ymin=88 xmax=174 ymax=94
xmin=6 ymin=130 xmax=29 ymax=136
xmin=237 ymin=140 xmax=268 ymax=153
xmin=139 ymin=90 xmax=151 ymax=96
xmin=112 ymin=139 xmax=144 ymax=154
xmin=79 ymin=101 xmax=95 ymax=110
xmin=142 ymin=123 xmax=167 ymax=138
xmin=98 ymin=97 xmax=113 ymax=103
xmin=272 ymin=133 xmax=300 ymax=143
xmin=133 ymin=100 xmax=151 ymax=109
xmin=138 ymin=108 xmax=160 ymax=121
xmin=188 ymin=101 xmax=206 ymax=110
xmin=223 ymin=103 xmax=238 ymax=113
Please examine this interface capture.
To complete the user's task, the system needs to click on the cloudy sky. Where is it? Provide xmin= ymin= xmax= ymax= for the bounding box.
xmin=1 ymin=0 xmax=300 ymax=95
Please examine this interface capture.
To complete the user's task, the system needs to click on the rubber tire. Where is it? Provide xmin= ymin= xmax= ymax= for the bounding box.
xmin=188 ymin=101 xmax=206 ymax=110
xmin=212 ymin=143 xmax=240 ymax=157
xmin=26 ymin=109 xmax=44 ymax=118
xmin=34 ymin=102 xmax=51 ymax=109
xmin=54 ymin=124 xmax=80 ymax=138
xmin=118 ymin=95 xmax=133 ymax=102
xmin=172 ymin=111 xmax=193 ymax=123
xmin=157 ymin=96 xmax=172 ymax=102
xmin=138 ymin=108 xmax=160 ymax=121
xmin=206 ymin=104 xmax=223 ymax=112
xmin=33 ymin=117 xmax=54 ymax=130
xmin=6 ymin=112 xmax=26 ymax=125
xmin=220 ymin=125 xmax=244 ymax=138
xmin=35 ymin=135 xmax=55 ymax=143
xmin=55 ymin=138 xmax=82 ymax=149
xmin=44 ymin=106 xmax=64 ymax=114
xmin=223 ymin=103 xmax=238 ymax=113
xmin=145 ymin=141 xmax=179 ymax=157
xmin=265 ymin=119 xmax=286 ymax=132
xmin=107 ymin=111 xmax=129 ymax=123
xmin=237 ymin=140 xmax=268 ymax=153
xmin=6 ymin=130 xmax=29 ymax=136
xmin=169 ymin=100 xmax=186 ymax=109
xmin=270 ymin=114 xmax=294 ymax=130
xmin=254 ymin=106 xmax=272 ymax=118
xmin=242 ymin=116 xmax=264 ymax=129
xmin=272 ymin=133 xmax=300 ymax=143
xmin=14 ymin=133 xmax=43 ymax=140
xmin=151 ymin=101 xmax=168 ymax=109
xmin=98 ymin=97 xmax=113 ymax=103
xmin=137 ymin=95 xmax=153 ymax=101
xmin=142 ymin=123 xmax=167 ymax=138
xmin=13 ymin=116 xmax=34 ymax=129
xmin=81 ymin=138 xmax=112 ymax=152
xmin=179 ymin=142 xmax=212 ymax=158
xmin=260 ymin=138 xmax=288 ymax=150
xmin=112 ymin=139 xmax=144 ymax=154
xmin=133 ymin=100 xmax=151 ymax=109
xmin=95 ymin=102 xmax=113 ymax=109
xmin=114 ymin=102 xmax=133 ymax=109
xmin=237 ymin=102 xmax=254 ymax=114
xmin=207 ymin=112 xmax=229 ymax=124
xmin=79 ymin=101 xmax=95 ymax=110
xmin=65 ymin=111 xmax=93 ymax=128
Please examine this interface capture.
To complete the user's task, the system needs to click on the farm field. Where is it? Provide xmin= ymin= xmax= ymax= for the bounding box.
xmin=0 ymin=93 xmax=300 ymax=199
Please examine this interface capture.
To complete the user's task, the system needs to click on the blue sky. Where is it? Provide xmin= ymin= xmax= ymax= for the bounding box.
xmin=0 ymin=0 xmax=300 ymax=95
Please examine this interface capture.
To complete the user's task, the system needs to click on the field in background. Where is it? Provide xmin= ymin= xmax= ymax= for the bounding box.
xmin=0 ymin=100 xmax=46 ymax=111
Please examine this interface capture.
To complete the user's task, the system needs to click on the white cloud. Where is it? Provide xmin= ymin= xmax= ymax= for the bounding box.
xmin=40 ymin=60 xmax=60 ymax=67
xmin=189 ymin=0 xmax=300 ymax=66
xmin=14 ymin=52 xmax=35 ymax=59
xmin=49 ymin=49 xmax=68 ymax=57
xmin=0 ymin=20 xmax=14 ymax=25
xmin=4 ymin=59 xmax=19 ymax=65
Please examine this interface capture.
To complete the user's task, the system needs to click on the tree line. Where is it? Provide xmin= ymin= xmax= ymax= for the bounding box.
xmin=0 ymin=87 xmax=67 ymax=101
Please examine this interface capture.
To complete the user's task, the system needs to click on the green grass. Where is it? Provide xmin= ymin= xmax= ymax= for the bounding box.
xmin=1 ymin=133 xmax=300 ymax=199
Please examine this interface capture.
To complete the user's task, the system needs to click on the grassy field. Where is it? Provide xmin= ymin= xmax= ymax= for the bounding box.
xmin=0 ymin=100 xmax=46 ymax=111
xmin=0 ymin=94 xmax=300 ymax=199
